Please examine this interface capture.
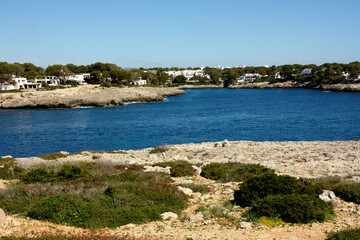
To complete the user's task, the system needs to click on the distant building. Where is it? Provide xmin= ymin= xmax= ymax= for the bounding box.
xmin=300 ymin=68 xmax=312 ymax=76
xmin=133 ymin=79 xmax=147 ymax=85
xmin=236 ymin=73 xmax=262 ymax=83
xmin=24 ymin=82 xmax=42 ymax=89
xmin=0 ymin=82 xmax=17 ymax=91
xmin=275 ymin=72 xmax=282 ymax=79
xmin=12 ymin=77 xmax=28 ymax=89
xmin=67 ymin=73 xmax=90 ymax=84
xmin=165 ymin=68 xmax=209 ymax=80
xmin=35 ymin=76 xmax=61 ymax=85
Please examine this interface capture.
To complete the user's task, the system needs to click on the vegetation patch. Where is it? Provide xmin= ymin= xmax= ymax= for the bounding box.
xmin=234 ymin=173 xmax=332 ymax=224
xmin=19 ymin=164 xmax=89 ymax=184
xmin=0 ymin=157 xmax=24 ymax=180
xmin=257 ymin=216 xmax=285 ymax=227
xmin=309 ymin=176 xmax=360 ymax=204
xmin=200 ymin=163 xmax=275 ymax=182
xmin=149 ymin=145 xmax=169 ymax=154
xmin=0 ymin=232 xmax=140 ymax=240
xmin=251 ymin=193 xmax=331 ymax=223
xmin=153 ymin=161 xmax=196 ymax=177
xmin=38 ymin=152 xmax=67 ymax=160
xmin=0 ymin=164 xmax=187 ymax=228
xmin=325 ymin=228 xmax=360 ymax=240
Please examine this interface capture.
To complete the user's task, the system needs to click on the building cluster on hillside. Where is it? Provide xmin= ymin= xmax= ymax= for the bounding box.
xmin=0 ymin=73 xmax=90 ymax=91
xmin=165 ymin=67 xmax=210 ymax=81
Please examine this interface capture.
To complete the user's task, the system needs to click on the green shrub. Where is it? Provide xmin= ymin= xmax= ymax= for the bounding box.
xmin=170 ymin=163 xmax=196 ymax=177
xmin=326 ymin=228 xmax=360 ymax=240
xmin=250 ymin=194 xmax=332 ymax=223
xmin=0 ymin=170 xmax=187 ymax=228
xmin=19 ymin=164 xmax=87 ymax=184
xmin=333 ymin=183 xmax=360 ymax=204
xmin=149 ymin=145 xmax=169 ymax=154
xmin=200 ymin=163 xmax=274 ymax=182
xmin=233 ymin=173 xmax=322 ymax=207
xmin=308 ymin=177 xmax=360 ymax=204
xmin=100 ymin=82 xmax=111 ymax=88
xmin=0 ymin=157 xmax=24 ymax=180
xmin=38 ymin=152 xmax=67 ymax=160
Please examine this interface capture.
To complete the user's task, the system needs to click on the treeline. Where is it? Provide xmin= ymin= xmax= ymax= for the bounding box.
xmin=1 ymin=61 xmax=360 ymax=86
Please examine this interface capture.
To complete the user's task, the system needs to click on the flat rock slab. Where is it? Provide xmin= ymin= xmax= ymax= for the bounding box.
xmin=0 ymin=208 xmax=5 ymax=226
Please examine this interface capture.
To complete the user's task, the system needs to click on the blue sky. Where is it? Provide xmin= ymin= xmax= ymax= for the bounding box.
xmin=0 ymin=0 xmax=359 ymax=68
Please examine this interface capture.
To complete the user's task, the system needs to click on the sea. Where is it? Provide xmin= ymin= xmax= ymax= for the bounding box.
xmin=1 ymin=88 xmax=360 ymax=158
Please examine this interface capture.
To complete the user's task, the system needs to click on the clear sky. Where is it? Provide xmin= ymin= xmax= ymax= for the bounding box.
xmin=0 ymin=0 xmax=359 ymax=68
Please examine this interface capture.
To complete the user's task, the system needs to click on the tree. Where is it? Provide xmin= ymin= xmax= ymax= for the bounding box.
xmin=204 ymin=67 xmax=221 ymax=84
xmin=172 ymin=75 xmax=187 ymax=84
xmin=46 ymin=65 xmax=72 ymax=84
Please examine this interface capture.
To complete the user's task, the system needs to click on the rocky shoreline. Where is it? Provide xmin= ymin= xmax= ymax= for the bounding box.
xmin=0 ymin=85 xmax=185 ymax=109
xmin=2 ymin=140 xmax=360 ymax=240
xmin=15 ymin=140 xmax=360 ymax=181
xmin=229 ymin=81 xmax=360 ymax=92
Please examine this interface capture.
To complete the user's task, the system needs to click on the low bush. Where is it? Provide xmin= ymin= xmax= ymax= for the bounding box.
xmin=19 ymin=164 xmax=88 ymax=184
xmin=170 ymin=162 xmax=196 ymax=177
xmin=149 ymin=145 xmax=169 ymax=154
xmin=257 ymin=216 xmax=285 ymax=227
xmin=0 ymin=170 xmax=187 ymax=228
xmin=38 ymin=152 xmax=67 ymax=160
xmin=100 ymin=82 xmax=112 ymax=88
xmin=233 ymin=173 xmax=322 ymax=207
xmin=153 ymin=161 xmax=196 ymax=177
xmin=333 ymin=183 xmax=360 ymax=204
xmin=250 ymin=194 xmax=332 ymax=223
xmin=309 ymin=177 xmax=360 ymax=204
xmin=0 ymin=157 xmax=24 ymax=180
xmin=200 ymin=163 xmax=274 ymax=182
xmin=325 ymin=228 xmax=360 ymax=240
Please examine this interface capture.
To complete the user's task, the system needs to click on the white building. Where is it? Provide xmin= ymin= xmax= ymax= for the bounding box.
xmin=67 ymin=73 xmax=90 ymax=84
xmin=300 ymin=68 xmax=312 ymax=76
xmin=12 ymin=77 xmax=28 ymax=89
xmin=24 ymin=82 xmax=42 ymax=89
xmin=165 ymin=68 xmax=209 ymax=80
xmin=275 ymin=72 xmax=282 ymax=79
xmin=342 ymin=72 xmax=360 ymax=80
xmin=0 ymin=82 xmax=17 ymax=91
xmin=236 ymin=73 xmax=262 ymax=83
xmin=35 ymin=76 xmax=60 ymax=85
xmin=133 ymin=79 xmax=147 ymax=85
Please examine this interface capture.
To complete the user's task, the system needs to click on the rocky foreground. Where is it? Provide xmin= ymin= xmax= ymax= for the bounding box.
xmin=1 ymin=140 xmax=359 ymax=240
xmin=230 ymin=81 xmax=360 ymax=92
xmin=0 ymin=85 xmax=185 ymax=109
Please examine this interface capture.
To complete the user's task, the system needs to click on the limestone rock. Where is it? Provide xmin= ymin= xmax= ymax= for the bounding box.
xmin=238 ymin=221 xmax=252 ymax=230
xmin=189 ymin=212 xmax=203 ymax=223
xmin=177 ymin=186 xmax=193 ymax=195
xmin=319 ymin=190 xmax=337 ymax=202
xmin=143 ymin=166 xmax=171 ymax=174
xmin=161 ymin=212 xmax=178 ymax=220
xmin=0 ymin=208 xmax=5 ymax=226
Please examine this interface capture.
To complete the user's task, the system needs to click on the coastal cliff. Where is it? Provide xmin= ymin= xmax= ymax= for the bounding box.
xmin=229 ymin=81 xmax=360 ymax=92
xmin=0 ymin=85 xmax=185 ymax=109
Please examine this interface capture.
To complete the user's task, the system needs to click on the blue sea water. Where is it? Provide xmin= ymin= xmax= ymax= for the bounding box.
xmin=1 ymin=88 xmax=360 ymax=158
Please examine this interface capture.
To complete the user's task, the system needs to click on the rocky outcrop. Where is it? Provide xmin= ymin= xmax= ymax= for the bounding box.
xmin=229 ymin=81 xmax=360 ymax=92
xmin=0 ymin=85 xmax=185 ymax=109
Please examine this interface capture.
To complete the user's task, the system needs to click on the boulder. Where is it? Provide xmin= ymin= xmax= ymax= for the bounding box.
xmin=189 ymin=212 xmax=203 ymax=223
xmin=0 ymin=208 xmax=5 ymax=226
xmin=161 ymin=212 xmax=178 ymax=220
xmin=319 ymin=190 xmax=337 ymax=202
xmin=238 ymin=221 xmax=252 ymax=230
xmin=177 ymin=186 xmax=193 ymax=195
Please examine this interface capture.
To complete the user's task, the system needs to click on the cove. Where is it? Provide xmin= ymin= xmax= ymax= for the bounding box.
xmin=1 ymin=88 xmax=360 ymax=158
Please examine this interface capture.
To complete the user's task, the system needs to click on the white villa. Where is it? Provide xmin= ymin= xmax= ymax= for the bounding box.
xmin=133 ymin=79 xmax=147 ymax=85
xmin=35 ymin=76 xmax=61 ymax=85
xmin=236 ymin=73 xmax=262 ymax=83
xmin=275 ymin=72 xmax=282 ymax=79
xmin=67 ymin=73 xmax=90 ymax=84
xmin=165 ymin=68 xmax=209 ymax=80
xmin=12 ymin=77 xmax=28 ymax=89
xmin=300 ymin=68 xmax=312 ymax=76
